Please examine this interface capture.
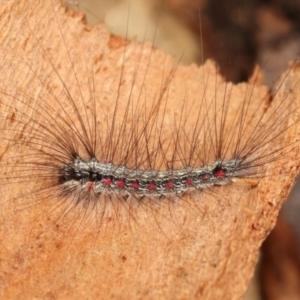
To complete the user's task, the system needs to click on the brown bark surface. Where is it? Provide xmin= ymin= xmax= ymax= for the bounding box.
xmin=0 ymin=0 xmax=300 ymax=299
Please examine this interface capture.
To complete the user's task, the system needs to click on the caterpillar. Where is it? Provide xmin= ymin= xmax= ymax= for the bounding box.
xmin=1 ymin=0 xmax=300 ymax=299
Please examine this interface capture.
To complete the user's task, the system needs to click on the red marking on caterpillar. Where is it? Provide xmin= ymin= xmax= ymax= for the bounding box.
xmin=214 ymin=168 xmax=226 ymax=179
xmin=131 ymin=182 xmax=139 ymax=190
xmin=102 ymin=178 xmax=112 ymax=186
xmin=116 ymin=180 xmax=125 ymax=189
xmin=86 ymin=182 xmax=95 ymax=191
xmin=147 ymin=183 xmax=156 ymax=191
xmin=185 ymin=179 xmax=193 ymax=186
xmin=165 ymin=182 xmax=174 ymax=190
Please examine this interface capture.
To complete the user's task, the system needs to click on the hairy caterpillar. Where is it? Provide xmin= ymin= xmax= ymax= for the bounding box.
xmin=1 ymin=0 xmax=300 ymax=299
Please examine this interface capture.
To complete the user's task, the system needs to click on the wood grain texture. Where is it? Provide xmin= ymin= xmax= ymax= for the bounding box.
xmin=0 ymin=0 xmax=299 ymax=299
